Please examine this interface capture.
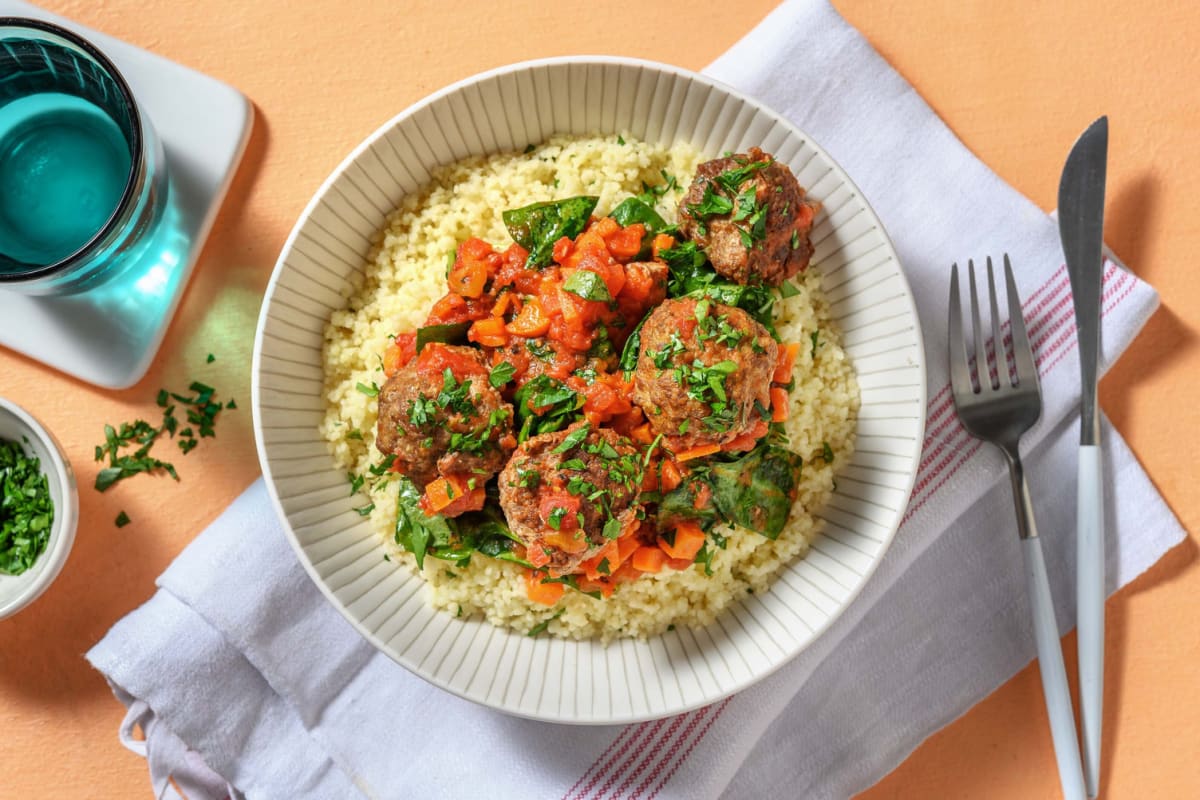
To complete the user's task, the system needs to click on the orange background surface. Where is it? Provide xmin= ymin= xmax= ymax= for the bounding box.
xmin=1 ymin=1 xmax=1196 ymax=797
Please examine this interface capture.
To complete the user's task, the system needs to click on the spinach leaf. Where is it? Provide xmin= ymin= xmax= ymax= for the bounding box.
xmin=708 ymin=445 xmax=803 ymax=539
xmin=416 ymin=322 xmax=471 ymax=353
xmin=563 ymin=270 xmax=612 ymax=303
xmin=654 ymin=444 xmax=802 ymax=540
xmin=513 ymin=375 xmax=583 ymax=442
xmin=394 ymin=479 xmax=532 ymax=570
xmin=394 ymin=477 xmax=453 ymax=569
xmin=503 ymin=196 xmax=598 ymax=269
xmin=618 ymin=313 xmax=649 ymax=377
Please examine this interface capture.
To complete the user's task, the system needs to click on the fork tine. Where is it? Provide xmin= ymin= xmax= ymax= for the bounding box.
xmin=1004 ymin=254 xmax=1040 ymax=390
xmin=948 ymin=263 xmax=973 ymax=396
xmin=986 ymin=256 xmax=1009 ymax=386
xmin=967 ymin=260 xmax=991 ymax=390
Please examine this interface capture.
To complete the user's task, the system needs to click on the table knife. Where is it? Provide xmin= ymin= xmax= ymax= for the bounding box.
xmin=1058 ymin=115 xmax=1108 ymax=799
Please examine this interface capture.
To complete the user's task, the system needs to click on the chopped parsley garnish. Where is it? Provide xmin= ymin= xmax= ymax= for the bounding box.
xmin=114 ymin=511 xmax=130 ymax=528
xmin=527 ymin=608 xmax=565 ymax=636
xmin=602 ymin=517 xmax=622 ymax=540
xmin=790 ymin=230 xmax=801 ymax=250
xmin=0 ymin=439 xmax=54 ymax=574
xmin=553 ymin=423 xmax=591 ymax=454
xmin=348 ymin=472 xmax=365 ymax=495
xmin=821 ymin=442 xmax=835 ymax=463
xmin=712 ymin=158 xmax=770 ymax=195
xmin=356 ymin=381 xmax=380 ymax=397
xmin=810 ymin=330 xmax=821 ymax=359
xmin=687 ymin=184 xmax=733 ymax=219
xmin=206 ymin=353 xmax=215 ymax=363
xmin=354 ymin=502 xmax=375 ymax=516
xmin=650 ymin=332 xmax=687 ymax=368
xmin=616 ymin=135 xmax=626 ymax=146
xmin=547 ymin=506 xmax=567 ymax=530
xmin=596 ymin=557 xmax=611 ymax=575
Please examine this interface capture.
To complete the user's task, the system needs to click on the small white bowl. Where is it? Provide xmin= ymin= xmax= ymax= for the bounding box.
xmin=0 ymin=398 xmax=78 ymax=619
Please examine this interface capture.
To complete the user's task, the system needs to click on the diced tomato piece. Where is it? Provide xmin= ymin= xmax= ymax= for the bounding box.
xmin=544 ymin=531 xmax=589 ymax=554
xmin=384 ymin=333 xmax=416 ymax=376
xmin=552 ymin=236 xmax=574 ymax=264
xmin=421 ymin=474 xmax=486 ymax=518
xmin=416 ymin=341 xmax=487 ymax=380
xmin=538 ymin=491 xmax=582 ymax=532
xmin=666 ymin=558 xmax=695 ymax=571
xmin=604 ymin=223 xmax=644 ymax=261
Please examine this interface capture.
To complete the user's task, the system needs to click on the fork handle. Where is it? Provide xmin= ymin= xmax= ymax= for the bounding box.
xmin=1077 ymin=444 xmax=1105 ymax=798
xmin=1022 ymin=535 xmax=1087 ymax=800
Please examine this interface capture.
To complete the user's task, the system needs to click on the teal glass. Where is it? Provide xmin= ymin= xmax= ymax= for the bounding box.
xmin=0 ymin=18 xmax=167 ymax=295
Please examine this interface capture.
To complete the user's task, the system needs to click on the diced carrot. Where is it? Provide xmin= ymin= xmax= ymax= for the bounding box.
xmin=771 ymin=386 xmax=790 ymax=422
xmin=583 ymin=410 xmax=606 ymax=427
xmin=616 ymin=535 xmax=641 ymax=562
xmin=630 ymin=424 xmax=654 ymax=445
xmin=660 ymin=459 xmax=682 ymax=492
xmin=773 ymin=342 xmax=801 ymax=384
xmin=507 ymin=296 xmax=550 ymax=337
xmin=423 ymin=476 xmax=457 ymax=512
xmin=544 ymin=531 xmax=590 ymax=554
xmin=525 ymin=570 xmax=564 ymax=605
xmin=491 ymin=290 xmax=515 ymax=318
xmin=610 ymin=561 xmax=642 ymax=584
xmin=659 ymin=521 xmax=706 ymax=561
xmin=651 ymin=233 xmax=676 ymax=258
xmin=468 ymin=317 xmax=509 ymax=347
xmin=448 ymin=261 xmax=487 ymax=298
xmin=576 ymin=575 xmax=615 ymax=598
xmin=675 ymin=443 xmax=720 ymax=462
xmin=420 ymin=474 xmax=486 ymax=517
xmin=580 ymin=540 xmax=620 ymax=581
xmin=722 ymin=419 xmax=770 ymax=452
xmin=631 ymin=546 xmax=668 ymax=574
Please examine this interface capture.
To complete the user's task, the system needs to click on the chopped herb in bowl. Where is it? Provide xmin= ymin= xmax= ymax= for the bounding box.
xmin=0 ymin=437 xmax=54 ymax=576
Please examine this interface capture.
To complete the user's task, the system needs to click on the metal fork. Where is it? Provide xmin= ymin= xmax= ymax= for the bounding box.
xmin=949 ymin=255 xmax=1086 ymax=800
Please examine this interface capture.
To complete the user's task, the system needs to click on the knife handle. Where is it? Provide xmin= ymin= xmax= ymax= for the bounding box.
xmin=1022 ymin=536 xmax=1087 ymax=800
xmin=1078 ymin=444 xmax=1105 ymax=797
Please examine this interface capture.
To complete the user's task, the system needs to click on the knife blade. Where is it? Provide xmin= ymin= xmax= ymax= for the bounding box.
xmin=1058 ymin=115 xmax=1108 ymax=799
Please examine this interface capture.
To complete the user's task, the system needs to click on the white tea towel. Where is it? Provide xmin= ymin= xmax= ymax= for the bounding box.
xmin=87 ymin=1 xmax=1186 ymax=798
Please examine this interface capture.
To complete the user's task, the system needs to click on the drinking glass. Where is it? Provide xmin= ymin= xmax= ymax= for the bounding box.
xmin=0 ymin=17 xmax=167 ymax=295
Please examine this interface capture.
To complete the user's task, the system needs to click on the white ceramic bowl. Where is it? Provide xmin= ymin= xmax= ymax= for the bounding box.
xmin=253 ymin=57 xmax=925 ymax=723
xmin=0 ymin=398 xmax=78 ymax=619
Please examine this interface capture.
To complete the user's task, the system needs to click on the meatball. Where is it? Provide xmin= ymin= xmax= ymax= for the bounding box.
xmin=498 ymin=423 xmax=643 ymax=574
xmin=677 ymin=147 xmax=816 ymax=286
xmin=375 ymin=344 xmax=515 ymax=488
xmin=631 ymin=297 xmax=778 ymax=450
